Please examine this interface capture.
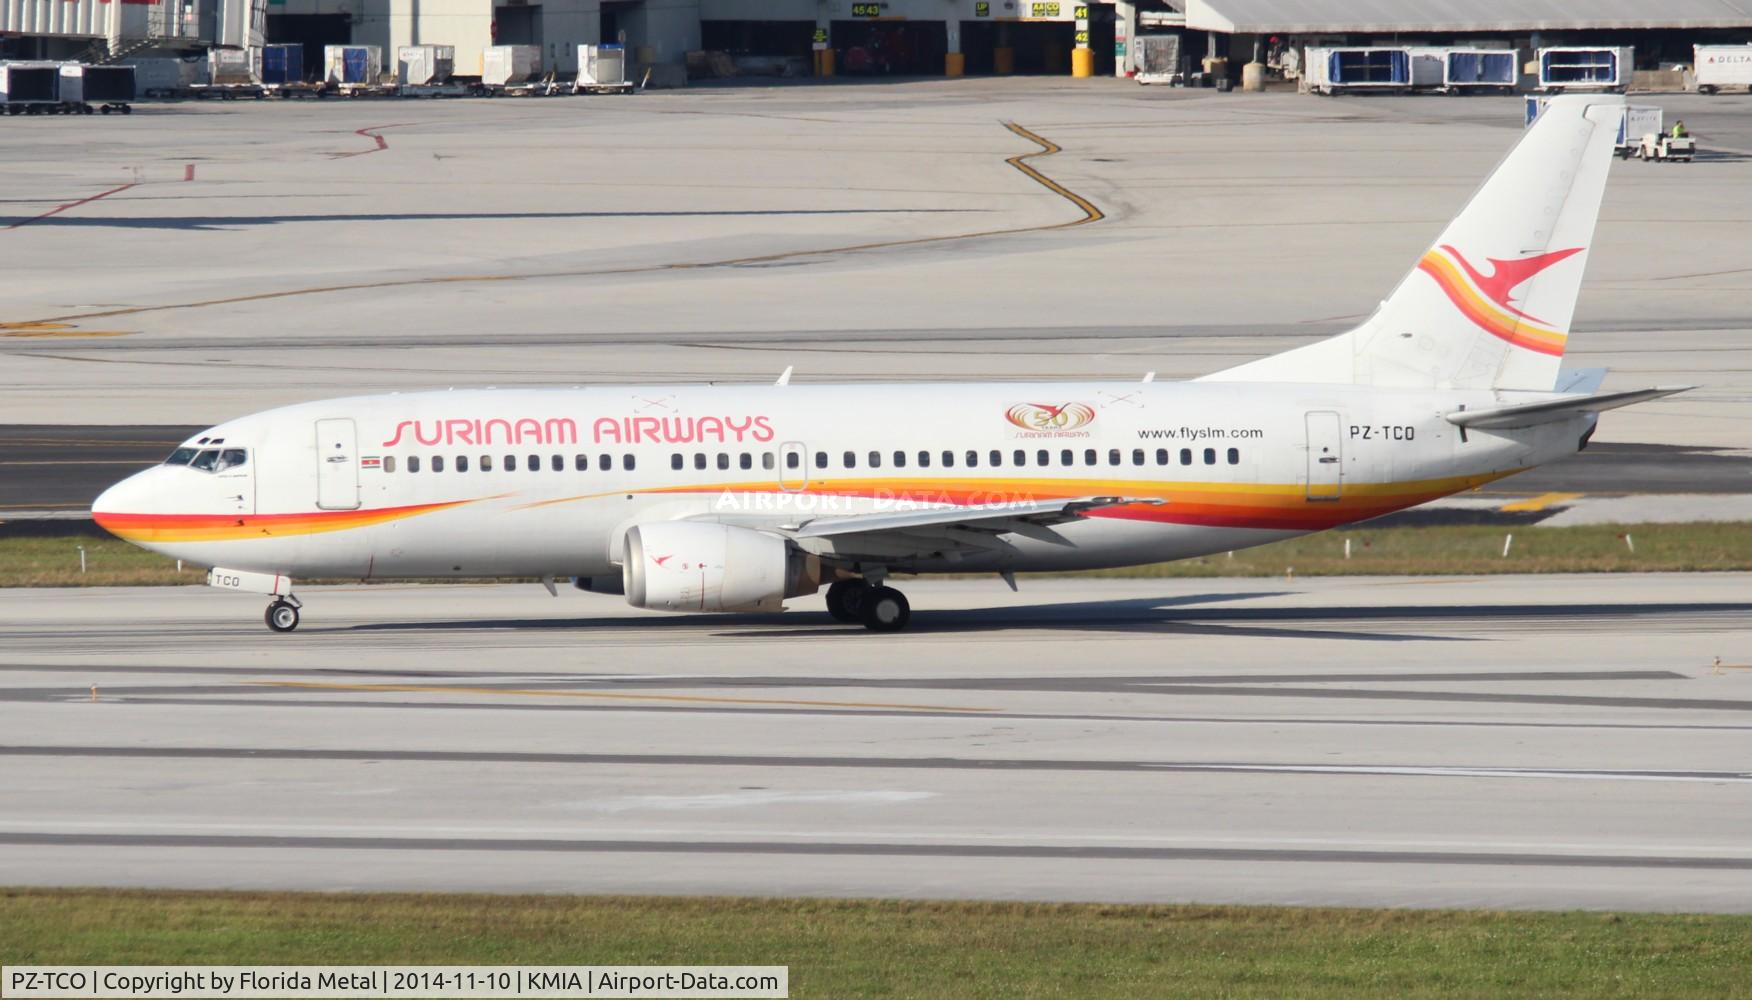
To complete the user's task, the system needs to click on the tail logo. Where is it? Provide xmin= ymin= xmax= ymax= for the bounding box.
xmin=1416 ymin=244 xmax=1583 ymax=357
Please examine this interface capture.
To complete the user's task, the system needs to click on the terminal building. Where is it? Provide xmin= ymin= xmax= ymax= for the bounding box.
xmin=4 ymin=0 xmax=1751 ymax=82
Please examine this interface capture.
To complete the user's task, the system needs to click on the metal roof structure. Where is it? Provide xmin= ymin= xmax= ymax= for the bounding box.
xmin=1185 ymin=0 xmax=1752 ymax=33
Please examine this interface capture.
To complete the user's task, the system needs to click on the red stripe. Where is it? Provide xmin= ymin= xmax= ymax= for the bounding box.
xmin=7 ymin=183 xmax=136 ymax=232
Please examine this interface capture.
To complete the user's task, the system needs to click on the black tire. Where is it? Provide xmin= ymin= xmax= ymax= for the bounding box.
xmin=860 ymin=586 xmax=910 ymax=632
xmin=825 ymin=580 xmax=864 ymax=623
xmin=266 ymin=600 xmax=300 ymax=633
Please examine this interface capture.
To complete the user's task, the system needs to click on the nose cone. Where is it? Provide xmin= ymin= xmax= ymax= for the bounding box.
xmin=91 ymin=467 xmax=164 ymax=541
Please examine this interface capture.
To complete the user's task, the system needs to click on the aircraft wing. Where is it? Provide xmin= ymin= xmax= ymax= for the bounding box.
xmin=1446 ymin=386 xmax=1694 ymax=430
xmin=790 ymin=496 xmax=1163 ymax=541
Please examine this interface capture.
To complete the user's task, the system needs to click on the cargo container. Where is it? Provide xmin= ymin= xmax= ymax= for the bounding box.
xmin=325 ymin=45 xmax=384 ymax=86
xmin=0 ymin=62 xmax=62 ymax=111
xmin=481 ymin=45 xmax=542 ymax=87
xmin=260 ymin=44 xmax=304 ymax=85
xmin=209 ymin=47 xmax=257 ymax=86
xmin=1443 ymin=49 xmax=1519 ymax=91
xmin=1694 ymin=44 xmax=1752 ymax=94
xmin=56 ymin=64 xmax=135 ymax=112
xmin=1131 ymin=34 xmax=1182 ymax=84
xmin=575 ymin=44 xmax=633 ymax=93
xmin=1303 ymin=47 xmax=1410 ymax=94
xmin=1538 ymin=46 xmax=1632 ymax=91
xmin=1407 ymin=47 xmax=1446 ymax=89
xmin=123 ymin=56 xmax=207 ymax=96
xmin=397 ymin=45 xmax=455 ymax=85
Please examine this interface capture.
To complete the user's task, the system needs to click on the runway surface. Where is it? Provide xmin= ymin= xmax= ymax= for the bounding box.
xmin=3 ymin=575 xmax=1751 ymax=911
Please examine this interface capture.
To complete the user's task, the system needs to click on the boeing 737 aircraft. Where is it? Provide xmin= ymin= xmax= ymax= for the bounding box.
xmin=94 ymin=95 xmax=1687 ymax=633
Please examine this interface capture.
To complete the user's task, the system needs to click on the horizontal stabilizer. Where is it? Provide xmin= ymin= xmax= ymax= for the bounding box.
xmin=1446 ymin=386 xmax=1694 ymax=430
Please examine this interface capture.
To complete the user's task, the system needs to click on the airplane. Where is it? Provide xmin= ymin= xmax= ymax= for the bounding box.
xmin=93 ymin=95 xmax=1689 ymax=633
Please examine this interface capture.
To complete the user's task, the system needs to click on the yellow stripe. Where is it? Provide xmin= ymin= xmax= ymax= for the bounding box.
xmin=251 ymin=681 xmax=997 ymax=714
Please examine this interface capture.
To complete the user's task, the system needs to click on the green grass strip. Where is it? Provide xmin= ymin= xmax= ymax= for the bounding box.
xmin=3 ymin=890 xmax=1749 ymax=998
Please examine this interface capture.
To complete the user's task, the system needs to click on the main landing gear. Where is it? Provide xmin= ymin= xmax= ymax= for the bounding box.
xmin=825 ymin=579 xmax=911 ymax=632
xmin=265 ymin=595 xmax=302 ymax=633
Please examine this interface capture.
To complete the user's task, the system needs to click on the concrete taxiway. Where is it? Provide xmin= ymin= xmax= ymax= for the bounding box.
xmin=2 ymin=575 xmax=1750 ymax=912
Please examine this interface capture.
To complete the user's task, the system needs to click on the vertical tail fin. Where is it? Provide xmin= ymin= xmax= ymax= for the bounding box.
xmin=1205 ymin=95 xmax=1623 ymax=391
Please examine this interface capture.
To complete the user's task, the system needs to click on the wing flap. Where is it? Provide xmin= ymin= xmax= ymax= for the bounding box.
xmin=791 ymin=496 xmax=1164 ymax=539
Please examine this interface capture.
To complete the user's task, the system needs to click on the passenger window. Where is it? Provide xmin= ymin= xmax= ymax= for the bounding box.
xmin=1179 ymin=448 xmax=1193 ymax=465
xmin=190 ymin=449 xmax=220 ymax=471
xmin=786 ymin=451 xmax=800 ymax=469
xmin=1204 ymin=448 xmax=1217 ymax=465
xmin=694 ymin=453 xmax=706 ymax=470
xmin=551 ymin=455 xmax=563 ymax=472
xmin=480 ymin=454 xmax=493 ymax=472
xmin=432 ymin=455 xmax=445 ymax=473
xmin=599 ymin=454 xmax=612 ymax=471
xmin=622 ymin=454 xmax=634 ymax=471
xmin=1132 ymin=449 xmax=1145 ymax=466
xmin=990 ymin=450 xmax=1002 ymax=467
xmin=671 ymin=453 xmax=684 ymax=471
xmin=528 ymin=453 xmax=540 ymax=471
xmin=1108 ymin=449 xmax=1121 ymax=466
xmin=164 ymin=447 xmax=198 ymax=466
xmin=408 ymin=456 xmax=422 ymax=473
xmin=918 ymin=451 xmax=931 ymax=468
xmin=1156 ymin=448 xmax=1169 ymax=465
xmin=215 ymin=449 xmax=247 ymax=471
xmin=942 ymin=451 xmax=955 ymax=468
xmin=1014 ymin=450 xmax=1026 ymax=466
xmin=384 ymin=456 xmax=398 ymax=473
xmin=868 ymin=451 xmax=882 ymax=468
xmin=1037 ymin=450 xmax=1049 ymax=466
xmin=740 ymin=453 xmax=752 ymax=470
xmin=1060 ymin=449 xmax=1073 ymax=466
xmin=893 ymin=451 xmax=906 ymax=468
xmin=717 ymin=453 xmax=729 ymax=470
xmin=966 ymin=450 xmax=979 ymax=467
xmin=1084 ymin=449 xmax=1097 ymax=466
xmin=763 ymin=452 xmax=775 ymax=470
xmin=576 ymin=454 xmax=589 ymax=471
xmin=844 ymin=451 xmax=857 ymax=468
xmin=1227 ymin=447 xmax=1240 ymax=465
xmin=504 ymin=454 xmax=516 ymax=471
xmin=457 ymin=455 xmax=469 ymax=473
xmin=815 ymin=451 xmax=828 ymax=469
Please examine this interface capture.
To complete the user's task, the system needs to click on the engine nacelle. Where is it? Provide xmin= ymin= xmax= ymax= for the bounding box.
xmin=623 ymin=521 xmax=820 ymax=612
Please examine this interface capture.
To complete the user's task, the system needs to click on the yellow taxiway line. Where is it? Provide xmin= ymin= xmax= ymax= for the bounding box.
xmin=1499 ymin=492 xmax=1582 ymax=512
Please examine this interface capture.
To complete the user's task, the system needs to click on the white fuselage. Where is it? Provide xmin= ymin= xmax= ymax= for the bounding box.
xmin=93 ymin=380 xmax=1588 ymax=582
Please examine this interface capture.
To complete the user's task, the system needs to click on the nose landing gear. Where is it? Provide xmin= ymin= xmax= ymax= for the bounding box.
xmin=265 ymin=596 xmax=302 ymax=633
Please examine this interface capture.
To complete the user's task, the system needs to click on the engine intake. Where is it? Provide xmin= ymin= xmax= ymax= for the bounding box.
xmin=623 ymin=521 xmax=820 ymax=612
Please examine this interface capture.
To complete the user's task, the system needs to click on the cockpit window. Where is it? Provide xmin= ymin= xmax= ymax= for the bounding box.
xmin=189 ymin=450 xmax=220 ymax=471
xmin=165 ymin=447 xmax=198 ymax=465
xmin=215 ymin=449 xmax=247 ymax=472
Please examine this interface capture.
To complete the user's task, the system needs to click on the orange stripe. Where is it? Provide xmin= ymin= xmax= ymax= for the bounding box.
xmin=94 ymin=498 xmax=480 ymax=544
xmin=1417 ymin=252 xmax=1567 ymax=356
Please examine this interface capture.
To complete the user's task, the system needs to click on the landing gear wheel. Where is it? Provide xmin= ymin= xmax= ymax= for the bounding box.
xmin=860 ymin=586 xmax=910 ymax=632
xmin=825 ymin=580 xmax=866 ymax=623
xmin=266 ymin=600 xmax=300 ymax=633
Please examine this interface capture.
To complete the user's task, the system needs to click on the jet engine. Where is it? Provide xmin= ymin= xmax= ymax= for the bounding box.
xmin=623 ymin=521 xmax=821 ymax=612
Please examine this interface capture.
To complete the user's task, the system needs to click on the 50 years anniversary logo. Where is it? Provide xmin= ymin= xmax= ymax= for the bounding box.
xmin=1005 ymin=402 xmax=1096 ymax=438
